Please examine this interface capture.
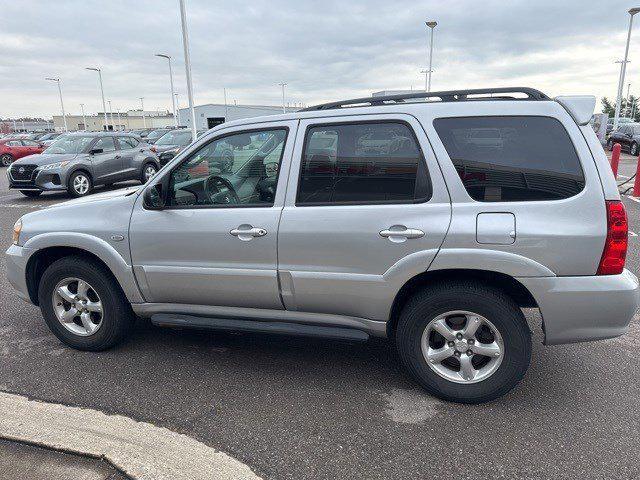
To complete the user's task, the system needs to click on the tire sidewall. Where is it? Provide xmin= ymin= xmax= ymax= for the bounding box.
xmin=38 ymin=258 xmax=127 ymax=350
xmin=141 ymin=162 xmax=157 ymax=183
xmin=397 ymin=287 xmax=531 ymax=403
xmin=632 ymin=143 xmax=638 ymax=156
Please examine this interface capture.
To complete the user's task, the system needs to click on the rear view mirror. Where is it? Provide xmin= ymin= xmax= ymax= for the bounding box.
xmin=89 ymin=148 xmax=103 ymax=155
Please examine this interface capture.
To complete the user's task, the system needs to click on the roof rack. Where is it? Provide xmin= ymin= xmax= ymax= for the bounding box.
xmin=301 ymin=87 xmax=550 ymax=111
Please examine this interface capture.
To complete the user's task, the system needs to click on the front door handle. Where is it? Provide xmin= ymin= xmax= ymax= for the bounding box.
xmin=230 ymin=225 xmax=267 ymax=241
xmin=379 ymin=226 xmax=425 ymax=243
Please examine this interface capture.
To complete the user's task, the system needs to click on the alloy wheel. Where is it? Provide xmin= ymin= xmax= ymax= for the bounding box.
xmin=1 ymin=154 xmax=11 ymax=167
xmin=52 ymin=277 xmax=103 ymax=336
xmin=421 ymin=310 xmax=504 ymax=384
xmin=73 ymin=174 xmax=90 ymax=195
xmin=144 ymin=165 xmax=157 ymax=182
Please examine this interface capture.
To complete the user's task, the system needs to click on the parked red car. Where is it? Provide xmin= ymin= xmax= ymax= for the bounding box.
xmin=0 ymin=139 xmax=45 ymax=167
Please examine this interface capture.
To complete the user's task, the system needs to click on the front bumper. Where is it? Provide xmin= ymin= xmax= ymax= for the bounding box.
xmin=518 ymin=269 xmax=640 ymax=345
xmin=5 ymin=244 xmax=33 ymax=303
xmin=7 ymin=167 xmax=67 ymax=192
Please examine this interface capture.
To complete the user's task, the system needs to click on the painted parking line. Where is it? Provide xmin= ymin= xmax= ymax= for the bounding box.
xmin=0 ymin=391 xmax=261 ymax=480
xmin=0 ymin=203 xmax=48 ymax=209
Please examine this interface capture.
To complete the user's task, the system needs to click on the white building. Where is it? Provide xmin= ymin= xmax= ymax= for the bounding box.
xmin=52 ymin=110 xmax=174 ymax=132
xmin=177 ymin=104 xmax=298 ymax=130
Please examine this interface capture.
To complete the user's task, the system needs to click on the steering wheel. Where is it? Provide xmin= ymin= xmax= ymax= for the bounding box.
xmin=204 ymin=175 xmax=240 ymax=205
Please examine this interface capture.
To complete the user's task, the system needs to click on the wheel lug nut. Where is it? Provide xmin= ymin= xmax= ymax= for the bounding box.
xmin=448 ymin=341 xmax=455 ymax=347
xmin=454 ymin=351 xmax=461 ymax=357
xmin=456 ymin=333 xmax=463 ymax=340
xmin=467 ymin=339 xmax=474 ymax=345
xmin=466 ymin=350 xmax=473 ymax=356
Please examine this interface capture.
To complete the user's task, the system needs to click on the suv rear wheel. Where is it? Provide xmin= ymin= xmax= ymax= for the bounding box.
xmin=68 ymin=171 xmax=93 ymax=197
xmin=631 ymin=142 xmax=639 ymax=156
xmin=396 ymin=282 xmax=531 ymax=404
xmin=37 ymin=256 xmax=135 ymax=351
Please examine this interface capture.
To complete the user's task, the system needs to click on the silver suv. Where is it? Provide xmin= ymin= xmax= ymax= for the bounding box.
xmin=6 ymin=88 xmax=639 ymax=403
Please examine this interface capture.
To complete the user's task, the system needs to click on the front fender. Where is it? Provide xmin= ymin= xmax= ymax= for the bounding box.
xmin=23 ymin=232 xmax=144 ymax=303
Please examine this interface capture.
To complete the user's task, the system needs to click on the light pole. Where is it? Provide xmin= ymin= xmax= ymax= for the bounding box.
xmin=155 ymin=54 xmax=178 ymax=126
xmin=140 ymin=97 xmax=146 ymax=128
xmin=116 ymin=108 xmax=122 ymax=131
xmin=425 ymin=21 xmax=437 ymax=92
xmin=178 ymin=0 xmax=198 ymax=142
xmin=45 ymin=77 xmax=67 ymax=132
xmin=86 ymin=67 xmax=108 ymax=131
xmin=278 ymin=82 xmax=287 ymax=113
xmin=614 ymin=8 xmax=640 ymax=129
xmin=107 ymin=100 xmax=114 ymax=131
xmin=80 ymin=103 xmax=87 ymax=131
xmin=174 ymin=93 xmax=181 ymax=125
xmin=223 ymin=87 xmax=228 ymax=120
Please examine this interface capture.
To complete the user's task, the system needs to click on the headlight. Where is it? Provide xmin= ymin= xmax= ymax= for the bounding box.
xmin=40 ymin=161 xmax=69 ymax=170
xmin=12 ymin=218 xmax=22 ymax=245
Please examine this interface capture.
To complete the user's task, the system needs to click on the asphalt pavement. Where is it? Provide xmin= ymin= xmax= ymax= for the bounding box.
xmin=1 ymin=164 xmax=640 ymax=479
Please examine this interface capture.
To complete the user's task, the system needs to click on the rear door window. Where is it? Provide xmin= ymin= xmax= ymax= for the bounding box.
xmin=297 ymin=122 xmax=431 ymax=205
xmin=433 ymin=116 xmax=585 ymax=202
xmin=93 ymin=137 xmax=116 ymax=153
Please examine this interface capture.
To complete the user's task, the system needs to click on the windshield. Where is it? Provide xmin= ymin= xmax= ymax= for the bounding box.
xmin=46 ymin=135 xmax=93 ymax=154
xmin=156 ymin=130 xmax=193 ymax=146
xmin=146 ymin=129 xmax=168 ymax=140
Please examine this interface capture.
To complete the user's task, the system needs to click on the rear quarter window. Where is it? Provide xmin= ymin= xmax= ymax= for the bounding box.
xmin=433 ymin=116 xmax=585 ymax=202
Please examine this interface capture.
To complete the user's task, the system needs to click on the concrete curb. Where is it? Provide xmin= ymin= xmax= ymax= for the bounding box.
xmin=0 ymin=391 xmax=262 ymax=480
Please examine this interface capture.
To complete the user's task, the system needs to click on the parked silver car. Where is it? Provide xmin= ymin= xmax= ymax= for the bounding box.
xmin=7 ymin=132 xmax=160 ymax=197
xmin=6 ymin=88 xmax=639 ymax=403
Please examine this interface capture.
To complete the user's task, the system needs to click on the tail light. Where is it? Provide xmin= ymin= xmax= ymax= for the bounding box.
xmin=597 ymin=200 xmax=628 ymax=275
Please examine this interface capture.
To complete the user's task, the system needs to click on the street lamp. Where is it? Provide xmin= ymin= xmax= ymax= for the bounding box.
xmin=278 ymin=82 xmax=287 ymax=113
xmin=614 ymin=8 xmax=640 ymax=129
xmin=116 ymin=108 xmax=122 ymax=131
xmin=174 ymin=93 xmax=181 ymax=125
xmin=45 ymin=77 xmax=67 ymax=132
xmin=140 ymin=97 xmax=146 ymax=128
xmin=86 ymin=67 xmax=109 ymax=131
xmin=178 ymin=0 xmax=198 ymax=142
xmin=155 ymin=54 xmax=178 ymax=127
xmin=80 ymin=103 xmax=87 ymax=131
xmin=107 ymin=100 xmax=114 ymax=131
xmin=424 ymin=21 xmax=437 ymax=92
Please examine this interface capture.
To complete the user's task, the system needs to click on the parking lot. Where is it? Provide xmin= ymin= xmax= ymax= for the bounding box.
xmin=0 ymin=150 xmax=639 ymax=479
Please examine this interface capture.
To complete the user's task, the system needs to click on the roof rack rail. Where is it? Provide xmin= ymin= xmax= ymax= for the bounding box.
xmin=301 ymin=87 xmax=550 ymax=111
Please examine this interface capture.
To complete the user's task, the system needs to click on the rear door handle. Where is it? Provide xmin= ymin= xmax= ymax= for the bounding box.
xmin=380 ymin=226 xmax=425 ymax=243
xmin=230 ymin=226 xmax=267 ymax=241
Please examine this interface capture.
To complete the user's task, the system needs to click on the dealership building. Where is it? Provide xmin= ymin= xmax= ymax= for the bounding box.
xmin=176 ymin=104 xmax=299 ymax=130
xmin=52 ymin=110 xmax=175 ymax=132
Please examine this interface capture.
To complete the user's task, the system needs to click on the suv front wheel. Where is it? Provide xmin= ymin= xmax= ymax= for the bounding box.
xmin=396 ymin=282 xmax=531 ymax=404
xmin=38 ymin=256 xmax=135 ymax=351
xmin=68 ymin=171 xmax=93 ymax=197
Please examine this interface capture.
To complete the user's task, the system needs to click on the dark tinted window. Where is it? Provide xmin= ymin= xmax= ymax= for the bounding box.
xmin=93 ymin=136 xmax=116 ymax=153
xmin=297 ymin=122 xmax=430 ymax=205
xmin=117 ymin=137 xmax=139 ymax=149
xmin=433 ymin=116 xmax=585 ymax=202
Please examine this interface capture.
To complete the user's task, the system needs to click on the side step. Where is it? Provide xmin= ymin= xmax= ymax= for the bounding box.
xmin=150 ymin=314 xmax=370 ymax=342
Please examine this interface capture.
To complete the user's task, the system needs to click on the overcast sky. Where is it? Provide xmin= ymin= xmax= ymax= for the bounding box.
xmin=1 ymin=0 xmax=639 ymax=119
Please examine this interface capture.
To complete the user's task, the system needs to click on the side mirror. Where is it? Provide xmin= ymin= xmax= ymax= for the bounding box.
xmin=143 ymin=183 xmax=166 ymax=210
xmin=89 ymin=148 xmax=103 ymax=155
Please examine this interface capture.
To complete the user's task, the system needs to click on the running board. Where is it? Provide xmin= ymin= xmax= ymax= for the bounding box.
xmin=150 ymin=314 xmax=370 ymax=342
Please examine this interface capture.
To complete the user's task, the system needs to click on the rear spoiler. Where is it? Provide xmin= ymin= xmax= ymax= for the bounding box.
xmin=554 ymin=95 xmax=596 ymax=126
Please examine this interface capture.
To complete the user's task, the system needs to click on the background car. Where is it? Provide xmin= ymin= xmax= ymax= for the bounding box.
xmin=144 ymin=128 xmax=173 ymax=144
xmin=37 ymin=132 xmax=63 ymax=147
xmin=152 ymin=129 xmax=206 ymax=165
xmin=606 ymin=123 xmax=640 ymax=155
xmin=606 ymin=117 xmax=634 ymax=135
xmin=0 ymin=138 xmax=45 ymax=166
xmin=7 ymin=132 xmax=160 ymax=197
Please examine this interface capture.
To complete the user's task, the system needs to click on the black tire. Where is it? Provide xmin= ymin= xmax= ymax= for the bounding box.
xmin=37 ymin=256 xmax=135 ymax=351
xmin=607 ymin=139 xmax=614 ymax=151
xmin=395 ymin=281 xmax=531 ymax=404
xmin=1 ymin=154 xmax=13 ymax=167
xmin=67 ymin=170 xmax=93 ymax=197
xmin=20 ymin=190 xmax=42 ymax=197
xmin=632 ymin=142 xmax=638 ymax=156
xmin=140 ymin=162 xmax=158 ymax=184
